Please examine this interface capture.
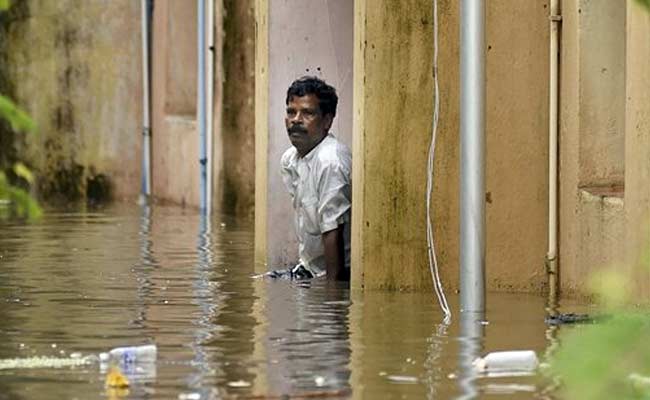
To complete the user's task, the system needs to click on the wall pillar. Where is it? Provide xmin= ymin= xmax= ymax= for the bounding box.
xmin=352 ymin=0 xmax=437 ymax=291
xmin=559 ymin=0 xmax=627 ymax=296
xmin=353 ymin=1 xmax=548 ymax=292
xmin=625 ymin=1 xmax=650 ymax=297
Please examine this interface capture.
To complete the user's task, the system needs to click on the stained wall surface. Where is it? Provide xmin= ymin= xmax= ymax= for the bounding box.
xmin=559 ymin=0 xmax=627 ymax=295
xmin=625 ymin=2 xmax=650 ymax=298
xmin=352 ymin=0 xmax=549 ymax=292
xmin=1 ymin=1 xmax=142 ymax=201
xmin=257 ymin=0 xmax=354 ymax=269
xmin=149 ymin=0 xmax=257 ymax=212
xmin=151 ymin=0 xmax=200 ymax=207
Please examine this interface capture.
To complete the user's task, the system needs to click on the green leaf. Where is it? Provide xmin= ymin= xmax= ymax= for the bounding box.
xmin=13 ymin=162 xmax=34 ymax=184
xmin=6 ymin=186 xmax=42 ymax=219
xmin=0 ymin=0 xmax=10 ymax=11
xmin=0 ymin=95 xmax=36 ymax=133
xmin=637 ymin=0 xmax=650 ymax=11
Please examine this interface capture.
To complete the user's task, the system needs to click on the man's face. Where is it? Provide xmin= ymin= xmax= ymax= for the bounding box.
xmin=285 ymin=94 xmax=333 ymax=157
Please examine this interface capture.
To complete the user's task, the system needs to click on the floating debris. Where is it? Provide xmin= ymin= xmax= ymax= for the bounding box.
xmin=105 ymin=367 xmax=130 ymax=388
xmin=178 ymin=393 xmax=201 ymax=400
xmin=544 ymin=313 xmax=595 ymax=325
xmin=0 ymin=355 xmax=94 ymax=370
xmin=473 ymin=350 xmax=538 ymax=375
xmin=386 ymin=375 xmax=418 ymax=384
xmin=227 ymin=380 xmax=251 ymax=388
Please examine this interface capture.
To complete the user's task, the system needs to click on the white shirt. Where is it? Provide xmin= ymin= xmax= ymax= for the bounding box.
xmin=280 ymin=134 xmax=352 ymax=276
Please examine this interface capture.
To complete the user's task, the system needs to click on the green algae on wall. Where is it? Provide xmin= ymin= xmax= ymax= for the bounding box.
xmin=221 ymin=0 xmax=256 ymax=217
xmin=1 ymin=0 xmax=142 ymax=203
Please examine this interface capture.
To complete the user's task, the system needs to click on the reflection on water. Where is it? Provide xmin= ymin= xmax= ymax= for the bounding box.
xmin=0 ymin=204 xmax=592 ymax=399
xmin=457 ymin=312 xmax=483 ymax=400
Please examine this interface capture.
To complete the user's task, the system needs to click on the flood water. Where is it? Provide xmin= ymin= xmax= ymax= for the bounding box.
xmin=0 ymin=204 xmax=591 ymax=399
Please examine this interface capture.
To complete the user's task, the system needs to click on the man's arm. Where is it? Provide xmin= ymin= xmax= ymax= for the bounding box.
xmin=322 ymin=224 xmax=348 ymax=281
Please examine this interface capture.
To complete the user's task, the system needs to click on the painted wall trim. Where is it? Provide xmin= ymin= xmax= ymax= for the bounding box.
xmin=351 ymin=0 xmax=366 ymax=291
xmin=254 ymin=0 xmax=269 ymax=272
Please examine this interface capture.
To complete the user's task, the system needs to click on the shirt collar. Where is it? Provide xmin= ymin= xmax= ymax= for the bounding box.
xmin=300 ymin=133 xmax=332 ymax=163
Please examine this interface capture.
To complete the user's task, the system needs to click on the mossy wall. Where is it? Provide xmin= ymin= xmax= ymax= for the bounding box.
xmin=0 ymin=1 xmax=142 ymax=203
xmin=353 ymin=0 xmax=549 ymax=292
xmin=220 ymin=0 xmax=255 ymax=217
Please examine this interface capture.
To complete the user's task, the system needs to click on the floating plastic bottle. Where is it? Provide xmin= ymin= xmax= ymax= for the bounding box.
xmin=99 ymin=344 xmax=157 ymax=366
xmin=472 ymin=350 xmax=538 ymax=373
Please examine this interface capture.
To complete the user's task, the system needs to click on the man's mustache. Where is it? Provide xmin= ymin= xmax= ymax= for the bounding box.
xmin=288 ymin=125 xmax=307 ymax=134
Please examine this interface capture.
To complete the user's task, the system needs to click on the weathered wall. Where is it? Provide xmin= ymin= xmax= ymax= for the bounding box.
xmin=151 ymin=0 xmax=256 ymax=212
xmin=484 ymin=1 xmax=549 ymax=292
xmin=353 ymin=0 xmax=438 ymax=291
xmin=151 ymin=0 xmax=199 ymax=207
xmin=255 ymin=0 xmax=354 ymax=269
xmin=353 ymin=0 xmax=549 ymax=292
xmin=625 ymin=1 xmax=650 ymax=298
xmin=220 ymin=0 xmax=256 ymax=217
xmin=559 ymin=0 xmax=627 ymax=296
xmin=1 ymin=1 xmax=142 ymax=202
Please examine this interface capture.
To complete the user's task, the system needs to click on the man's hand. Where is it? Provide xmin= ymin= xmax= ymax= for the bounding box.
xmin=322 ymin=225 xmax=348 ymax=281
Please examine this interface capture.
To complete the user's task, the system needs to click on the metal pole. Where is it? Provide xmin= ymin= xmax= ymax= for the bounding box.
xmin=206 ymin=0 xmax=215 ymax=215
xmin=459 ymin=0 xmax=485 ymax=313
xmin=197 ymin=0 xmax=209 ymax=213
xmin=140 ymin=0 xmax=152 ymax=199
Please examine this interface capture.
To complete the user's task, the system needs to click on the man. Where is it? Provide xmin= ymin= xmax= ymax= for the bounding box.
xmin=278 ymin=76 xmax=352 ymax=281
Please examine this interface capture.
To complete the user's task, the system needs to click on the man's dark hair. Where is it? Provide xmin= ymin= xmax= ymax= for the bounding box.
xmin=286 ymin=76 xmax=338 ymax=117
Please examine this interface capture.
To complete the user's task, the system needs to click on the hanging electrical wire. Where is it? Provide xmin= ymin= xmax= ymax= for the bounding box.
xmin=427 ymin=0 xmax=452 ymax=321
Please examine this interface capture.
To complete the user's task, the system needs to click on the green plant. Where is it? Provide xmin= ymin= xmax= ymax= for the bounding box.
xmin=637 ymin=0 xmax=650 ymax=11
xmin=0 ymin=0 xmax=42 ymax=219
xmin=550 ymin=312 xmax=650 ymax=399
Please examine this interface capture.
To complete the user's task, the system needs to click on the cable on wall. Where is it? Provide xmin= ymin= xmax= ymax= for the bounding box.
xmin=426 ymin=0 xmax=452 ymax=321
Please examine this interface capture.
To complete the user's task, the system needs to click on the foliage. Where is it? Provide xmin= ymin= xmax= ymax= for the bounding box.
xmin=550 ymin=312 xmax=650 ymax=400
xmin=0 ymin=95 xmax=36 ymax=132
xmin=550 ymin=264 xmax=650 ymax=399
xmin=638 ymin=0 xmax=650 ymax=12
xmin=0 ymin=0 xmax=42 ymax=219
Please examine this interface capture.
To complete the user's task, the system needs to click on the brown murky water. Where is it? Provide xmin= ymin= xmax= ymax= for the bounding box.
xmin=0 ymin=204 xmax=591 ymax=399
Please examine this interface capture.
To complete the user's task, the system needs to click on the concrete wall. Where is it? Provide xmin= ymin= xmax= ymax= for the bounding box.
xmin=219 ymin=0 xmax=256 ymax=216
xmin=1 ymin=1 xmax=142 ymax=201
xmin=559 ymin=0 xmax=627 ymax=295
xmin=352 ymin=0 xmax=438 ymax=291
xmin=484 ymin=1 xmax=549 ymax=292
xmin=255 ymin=0 xmax=354 ymax=269
xmin=0 ymin=0 xmax=256 ymax=210
xmin=151 ymin=1 xmax=199 ymax=207
xmin=150 ymin=0 xmax=256 ymax=212
xmin=352 ymin=0 xmax=549 ymax=292
xmin=625 ymin=1 xmax=650 ymax=298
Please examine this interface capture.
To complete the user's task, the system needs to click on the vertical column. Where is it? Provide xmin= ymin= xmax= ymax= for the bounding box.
xmin=254 ymin=0 xmax=269 ymax=270
xmin=625 ymin=1 xmax=650 ymax=297
xmin=352 ymin=1 xmax=437 ymax=291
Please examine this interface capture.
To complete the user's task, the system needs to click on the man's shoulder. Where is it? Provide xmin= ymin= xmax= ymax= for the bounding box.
xmin=315 ymin=135 xmax=351 ymax=167
xmin=281 ymin=146 xmax=298 ymax=167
